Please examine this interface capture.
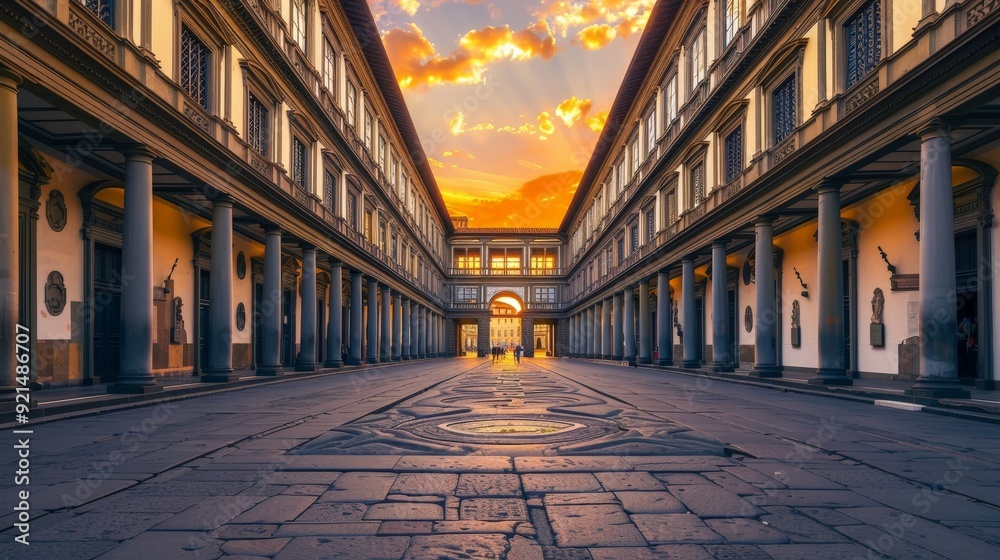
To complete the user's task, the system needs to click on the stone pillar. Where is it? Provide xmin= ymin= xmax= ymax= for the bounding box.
xmin=909 ymin=121 xmax=969 ymax=398
xmin=624 ymin=287 xmax=636 ymax=361
xmin=638 ymin=279 xmax=652 ymax=364
xmin=110 ymin=148 xmax=162 ymax=393
xmin=711 ymin=244 xmax=733 ymax=372
xmin=413 ymin=305 xmax=422 ymax=358
xmin=583 ymin=307 xmax=592 ymax=357
xmin=347 ymin=271 xmax=362 ymax=365
xmin=201 ymin=197 xmax=235 ymax=381
xmin=681 ymin=258 xmax=699 ymax=368
xmin=423 ymin=308 xmax=431 ymax=357
xmin=297 ymin=247 xmax=318 ymax=371
xmin=751 ymin=217 xmax=780 ymax=377
xmin=367 ymin=278 xmax=379 ymax=363
xmin=657 ymin=270 xmax=673 ymax=366
xmin=324 ymin=258 xmax=343 ymax=368
xmin=0 ymin=69 xmax=19 ymax=392
xmin=401 ymin=298 xmax=411 ymax=359
xmin=612 ymin=293 xmax=624 ymax=360
xmin=392 ymin=292 xmax=402 ymax=361
xmin=591 ymin=305 xmax=600 ymax=358
xmin=257 ymin=226 xmax=283 ymax=375
xmin=380 ymin=285 xmax=391 ymax=362
xmin=811 ymin=182 xmax=851 ymax=385
xmin=602 ymin=298 xmax=612 ymax=359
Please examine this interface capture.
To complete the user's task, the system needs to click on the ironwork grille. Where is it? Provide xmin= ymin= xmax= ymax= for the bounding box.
xmin=630 ymin=226 xmax=639 ymax=253
xmin=247 ymin=92 xmax=268 ymax=156
xmin=691 ymin=162 xmax=705 ymax=206
xmin=348 ymin=192 xmax=358 ymax=229
xmin=83 ymin=0 xmax=114 ymax=28
xmin=323 ymin=169 xmax=336 ymax=212
xmin=772 ymin=75 xmax=796 ymax=144
xmin=292 ymin=137 xmax=308 ymax=188
xmin=180 ymin=26 xmax=210 ymax=109
xmin=845 ymin=0 xmax=881 ymax=89
xmin=645 ymin=208 xmax=655 ymax=243
xmin=725 ymin=126 xmax=743 ymax=183
xmin=391 ymin=233 xmax=398 ymax=261
xmin=617 ymin=238 xmax=625 ymax=265
xmin=667 ymin=192 xmax=677 ymax=224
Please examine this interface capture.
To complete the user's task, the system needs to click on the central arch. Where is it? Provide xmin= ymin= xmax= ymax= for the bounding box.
xmin=489 ymin=291 xmax=524 ymax=351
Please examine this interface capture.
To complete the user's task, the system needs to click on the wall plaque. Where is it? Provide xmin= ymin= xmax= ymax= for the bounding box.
xmin=744 ymin=306 xmax=753 ymax=333
xmin=236 ymin=302 xmax=246 ymax=331
xmin=46 ymin=189 xmax=68 ymax=231
xmin=236 ymin=252 xmax=247 ymax=280
xmin=44 ymin=271 xmax=66 ymax=315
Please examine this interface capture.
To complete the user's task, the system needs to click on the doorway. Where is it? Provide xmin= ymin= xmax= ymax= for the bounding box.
xmin=282 ymin=289 xmax=295 ymax=366
xmin=956 ymin=230 xmax=978 ymax=380
xmin=199 ymin=269 xmax=211 ymax=368
xmin=94 ymin=243 xmax=122 ymax=382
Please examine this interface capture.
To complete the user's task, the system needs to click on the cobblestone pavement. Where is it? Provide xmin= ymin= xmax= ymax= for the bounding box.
xmin=4 ymin=358 xmax=1000 ymax=559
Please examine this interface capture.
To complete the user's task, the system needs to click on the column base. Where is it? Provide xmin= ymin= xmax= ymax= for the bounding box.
xmin=711 ymin=363 xmax=734 ymax=372
xmin=366 ymin=358 xmax=380 ymax=364
xmin=256 ymin=365 xmax=284 ymax=376
xmin=345 ymin=358 xmax=362 ymax=366
xmin=323 ymin=359 xmax=343 ymax=369
xmin=638 ymin=357 xmax=653 ymax=365
xmin=108 ymin=382 xmax=163 ymax=394
xmin=680 ymin=359 xmax=700 ymax=368
xmin=809 ymin=369 xmax=853 ymax=385
xmin=612 ymin=355 xmax=623 ymax=361
xmin=201 ymin=370 xmax=237 ymax=383
xmin=907 ymin=377 xmax=970 ymax=399
xmin=749 ymin=366 xmax=782 ymax=378
xmin=392 ymin=356 xmax=402 ymax=362
xmin=295 ymin=361 xmax=317 ymax=372
xmin=657 ymin=358 xmax=674 ymax=367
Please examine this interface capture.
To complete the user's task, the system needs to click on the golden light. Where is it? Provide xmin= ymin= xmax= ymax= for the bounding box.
xmin=493 ymin=296 xmax=522 ymax=313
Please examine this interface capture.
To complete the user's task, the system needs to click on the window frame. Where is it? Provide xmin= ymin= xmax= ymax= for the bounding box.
xmin=290 ymin=134 xmax=310 ymax=189
xmin=686 ymin=23 xmax=707 ymax=97
xmin=290 ymin=0 xmax=309 ymax=53
xmin=322 ymin=37 xmax=337 ymax=95
xmin=178 ymin=23 xmax=214 ymax=111
xmin=838 ymin=0 xmax=887 ymax=92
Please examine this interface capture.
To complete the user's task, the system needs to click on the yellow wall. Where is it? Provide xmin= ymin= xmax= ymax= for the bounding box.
xmin=801 ymin=24 xmax=819 ymax=115
xmin=150 ymin=0 xmax=175 ymax=81
xmin=775 ymin=224 xmax=819 ymax=369
xmin=892 ymin=0 xmax=923 ymax=55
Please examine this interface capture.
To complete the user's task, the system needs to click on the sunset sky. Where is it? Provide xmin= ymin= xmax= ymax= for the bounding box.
xmin=368 ymin=0 xmax=654 ymax=227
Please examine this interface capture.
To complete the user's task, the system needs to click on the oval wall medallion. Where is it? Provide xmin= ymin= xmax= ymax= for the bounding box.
xmin=236 ymin=302 xmax=246 ymax=331
xmin=744 ymin=305 xmax=753 ymax=333
xmin=742 ymin=261 xmax=752 ymax=285
xmin=236 ymin=252 xmax=247 ymax=280
xmin=45 ymin=271 xmax=67 ymax=316
xmin=46 ymin=189 xmax=68 ymax=232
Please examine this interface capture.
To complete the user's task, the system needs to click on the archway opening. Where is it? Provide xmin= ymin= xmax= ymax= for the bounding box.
xmin=489 ymin=293 xmax=523 ymax=352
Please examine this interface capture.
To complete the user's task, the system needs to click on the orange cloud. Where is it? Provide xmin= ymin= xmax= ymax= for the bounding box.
xmin=555 ymin=96 xmax=593 ymax=126
xmin=536 ymin=0 xmax=654 ymax=48
xmin=585 ymin=110 xmax=609 ymax=132
xmin=444 ymin=171 xmax=583 ymax=227
xmin=537 ymin=112 xmax=555 ymax=136
xmin=449 ymin=112 xmax=495 ymax=135
xmin=574 ymin=24 xmax=616 ymax=49
xmin=383 ymin=21 xmax=556 ymax=90
xmin=443 ymin=150 xmax=476 ymax=159
xmin=394 ymin=0 xmax=421 ymax=16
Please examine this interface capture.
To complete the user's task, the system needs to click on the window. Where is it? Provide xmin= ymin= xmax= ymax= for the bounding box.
xmin=346 ymin=82 xmax=357 ymax=128
xmin=291 ymin=137 xmax=308 ymax=188
xmin=630 ymin=139 xmax=640 ymax=179
xmin=534 ymin=287 xmax=556 ymax=303
xmin=378 ymin=136 xmax=386 ymax=171
xmin=724 ymin=0 xmax=739 ymax=47
xmin=323 ymin=38 xmax=336 ymax=94
xmin=690 ymin=161 xmax=705 ymax=207
xmin=180 ymin=25 xmax=210 ymax=109
xmin=772 ymin=75 xmax=797 ymax=144
xmin=490 ymin=248 xmax=521 ymax=273
xmin=616 ymin=159 xmax=625 ymax=196
xmin=530 ymin=248 xmax=557 ymax=273
xmin=724 ymin=125 xmax=744 ymax=183
xmin=83 ymin=0 xmax=114 ymax=28
xmin=323 ymin=168 xmax=337 ymax=213
xmin=364 ymin=209 xmax=373 ymax=241
xmin=391 ymin=232 xmax=398 ymax=261
xmin=665 ymin=73 xmax=678 ymax=123
xmin=390 ymin=156 xmax=398 ymax=189
xmin=291 ymin=0 xmax=307 ymax=52
xmin=630 ymin=225 xmax=639 ymax=253
xmin=645 ymin=207 xmax=655 ymax=243
xmin=247 ymin=92 xmax=268 ymax=156
xmin=347 ymin=192 xmax=358 ymax=229
xmin=379 ymin=221 xmax=387 ymax=253
xmin=645 ymin=110 xmax=657 ymax=155
xmin=364 ymin=110 xmax=373 ymax=151
xmin=617 ymin=237 xmax=625 ymax=266
xmin=455 ymin=248 xmax=482 ymax=270
xmin=688 ymin=27 xmax=706 ymax=94
xmin=605 ymin=245 xmax=612 ymax=274
xmin=845 ymin=0 xmax=882 ymax=89
xmin=455 ymin=287 xmax=478 ymax=303
xmin=667 ymin=191 xmax=678 ymax=225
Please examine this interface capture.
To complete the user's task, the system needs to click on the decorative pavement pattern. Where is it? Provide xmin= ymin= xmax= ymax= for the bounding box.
xmin=3 ymin=357 xmax=1000 ymax=559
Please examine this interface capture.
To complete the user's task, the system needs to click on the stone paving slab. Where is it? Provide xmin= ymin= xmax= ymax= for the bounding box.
xmin=614 ymin=491 xmax=686 ymax=514
xmin=631 ymin=513 xmax=723 ymax=544
xmin=272 ymin=535 xmax=410 ymax=559
xmin=547 ymin=504 xmax=648 ymax=547
xmin=522 ymin=473 xmax=603 ymax=493
xmin=390 ymin=473 xmax=458 ymax=496
xmin=668 ymin=484 xmax=764 ymax=518
xmin=364 ymin=502 xmax=444 ymax=521
xmin=460 ymin=498 xmax=529 ymax=521
xmin=402 ymin=534 xmax=508 ymax=560
xmin=456 ymin=473 xmax=523 ymax=497
xmin=588 ymin=544 xmax=714 ymax=559
xmin=273 ymin=521 xmax=381 ymax=536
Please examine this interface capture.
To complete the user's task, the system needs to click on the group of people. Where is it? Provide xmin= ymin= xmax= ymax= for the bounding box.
xmin=490 ymin=344 xmax=524 ymax=364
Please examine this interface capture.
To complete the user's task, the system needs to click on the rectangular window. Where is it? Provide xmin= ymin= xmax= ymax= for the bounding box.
xmin=390 ymin=156 xmax=398 ymax=188
xmin=247 ymin=92 xmax=268 ymax=156
xmin=645 ymin=110 xmax=657 ymax=155
xmin=291 ymin=137 xmax=308 ymax=188
xmin=364 ymin=111 xmax=373 ymax=151
xmin=291 ymin=0 xmax=307 ymax=52
xmin=645 ymin=208 xmax=655 ymax=243
xmin=530 ymin=248 xmax=556 ymax=273
xmin=616 ymin=160 xmax=625 ymax=196
xmin=617 ymin=237 xmax=625 ymax=265
xmin=391 ymin=232 xmax=398 ymax=261
xmin=690 ymin=161 xmax=705 ymax=207
xmin=724 ymin=0 xmax=739 ymax=46
xmin=364 ymin=210 xmax=373 ymax=241
xmin=83 ymin=0 xmax=115 ymax=28
xmin=630 ymin=140 xmax=640 ymax=178
xmin=323 ymin=168 xmax=336 ymax=213
xmin=180 ymin=25 xmax=210 ymax=109
xmin=379 ymin=222 xmax=387 ymax=253
xmin=455 ymin=286 xmax=479 ymax=303
xmin=772 ymin=75 xmax=797 ymax=144
xmin=534 ymin=287 xmax=556 ymax=303
xmin=725 ymin=125 xmax=744 ymax=183
xmin=665 ymin=74 xmax=678 ymax=122
xmin=689 ymin=28 xmax=705 ymax=93
xmin=348 ymin=192 xmax=358 ymax=229
xmin=378 ymin=136 xmax=386 ymax=170
xmin=605 ymin=246 xmax=612 ymax=274
xmin=323 ymin=38 xmax=336 ymax=94
xmin=346 ymin=82 xmax=357 ymax=128
xmin=455 ymin=248 xmax=482 ymax=269
xmin=845 ymin=0 xmax=882 ymax=89
xmin=630 ymin=225 xmax=639 ymax=253
xmin=490 ymin=249 xmax=521 ymax=272
xmin=667 ymin=191 xmax=677 ymax=224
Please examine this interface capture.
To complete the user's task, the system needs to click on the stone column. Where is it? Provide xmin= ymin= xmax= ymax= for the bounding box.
xmin=612 ymin=293 xmax=624 ymax=360
xmin=582 ymin=307 xmax=591 ymax=357
xmin=324 ymin=258 xmax=343 ymax=368
xmin=296 ymin=247 xmax=318 ymax=371
xmin=711 ymin=243 xmax=733 ymax=372
xmin=811 ymin=182 xmax=851 ymax=385
xmin=751 ymin=216 xmax=781 ymax=377
xmin=602 ymin=298 xmax=612 ymax=359
xmin=591 ymin=305 xmax=600 ymax=358
xmin=638 ymin=279 xmax=652 ymax=364
xmin=909 ymin=121 xmax=969 ymax=398
xmin=380 ymin=285 xmax=391 ymax=362
xmin=401 ymin=298 xmax=411 ymax=359
xmin=110 ymin=148 xmax=162 ymax=393
xmin=367 ymin=278 xmax=379 ymax=363
xmin=423 ymin=308 xmax=431 ymax=357
xmin=657 ymin=270 xmax=673 ymax=366
xmin=392 ymin=292 xmax=402 ymax=361
xmin=624 ymin=287 xmax=636 ymax=361
xmin=347 ymin=271 xmax=362 ymax=365
xmin=203 ymin=196 xmax=235 ymax=381
xmin=257 ymin=226 xmax=283 ymax=375
xmin=681 ymin=258 xmax=700 ymax=368
xmin=0 ymin=69 xmax=21 ymax=392
xmin=412 ymin=305 xmax=421 ymax=358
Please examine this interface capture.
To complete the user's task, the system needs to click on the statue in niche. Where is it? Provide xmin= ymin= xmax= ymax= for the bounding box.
xmin=44 ymin=271 xmax=66 ymax=315
xmin=791 ymin=300 xmax=800 ymax=329
xmin=46 ymin=189 xmax=67 ymax=232
xmin=871 ymin=288 xmax=885 ymax=324
xmin=172 ymin=297 xmax=187 ymax=344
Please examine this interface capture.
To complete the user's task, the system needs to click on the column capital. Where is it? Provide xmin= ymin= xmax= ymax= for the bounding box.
xmin=328 ymin=256 xmax=342 ymax=266
xmin=815 ymin=178 xmax=845 ymax=194
xmin=753 ymin=214 xmax=776 ymax=227
xmin=211 ymin=194 xmax=234 ymax=207
xmin=264 ymin=224 xmax=282 ymax=235
xmin=0 ymin=67 xmax=23 ymax=92
xmin=711 ymin=238 xmax=730 ymax=248
xmin=916 ymin=118 xmax=951 ymax=141
xmin=300 ymin=244 xmax=317 ymax=253
xmin=123 ymin=145 xmax=157 ymax=162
